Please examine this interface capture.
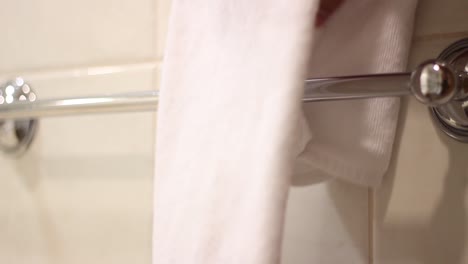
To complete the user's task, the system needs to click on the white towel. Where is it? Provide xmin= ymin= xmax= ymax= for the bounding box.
xmin=294 ymin=0 xmax=418 ymax=187
xmin=153 ymin=0 xmax=418 ymax=263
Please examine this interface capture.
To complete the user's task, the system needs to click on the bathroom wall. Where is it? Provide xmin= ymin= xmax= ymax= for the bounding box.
xmin=0 ymin=0 xmax=168 ymax=263
xmin=0 ymin=0 xmax=467 ymax=264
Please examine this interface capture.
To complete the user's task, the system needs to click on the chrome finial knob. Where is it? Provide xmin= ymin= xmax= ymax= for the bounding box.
xmin=410 ymin=60 xmax=459 ymax=105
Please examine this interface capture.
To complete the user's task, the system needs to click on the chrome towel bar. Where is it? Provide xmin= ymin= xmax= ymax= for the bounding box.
xmin=0 ymin=90 xmax=159 ymax=119
xmin=1 ymin=38 xmax=468 ymax=155
xmin=0 ymin=71 xmax=443 ymax=119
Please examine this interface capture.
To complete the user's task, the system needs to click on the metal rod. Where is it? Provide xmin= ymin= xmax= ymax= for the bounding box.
xmin=303 ymin=72 xmax=411 ymax=102
xmin=0 ymin=73 xmax=412 ymax=120
xmin=0 ymin=91 xmax=159 ymax=119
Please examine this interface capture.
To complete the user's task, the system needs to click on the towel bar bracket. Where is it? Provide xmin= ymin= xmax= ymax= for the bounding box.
xmin=429 ymin=38 xmax=468 ymax=141
xmin=0 ymin=78 xmax=38 ymax=156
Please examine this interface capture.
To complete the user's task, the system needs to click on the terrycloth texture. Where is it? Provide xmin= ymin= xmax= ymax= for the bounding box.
xmin=293 ymin=0 xmax=418 ymax=187
xmin=153 ymin=1 xmax=319 ymax=263
xmin=153 ymin=0 xmax=418 ymax=263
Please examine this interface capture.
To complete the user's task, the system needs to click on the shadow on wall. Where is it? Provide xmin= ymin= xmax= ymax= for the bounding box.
xmin=326 ymin=179 xmax=371 ymax=261
xmin=5 ymin=141 xmax=153 ymax=264
xmin=374 ymin=97 xmax=467 ymax=264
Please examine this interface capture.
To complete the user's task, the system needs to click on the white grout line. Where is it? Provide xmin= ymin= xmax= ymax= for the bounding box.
xmin=368 ymin=188 xmax=374 ymax=264
xmin=0 ymin=61 xmax=163 ymax=82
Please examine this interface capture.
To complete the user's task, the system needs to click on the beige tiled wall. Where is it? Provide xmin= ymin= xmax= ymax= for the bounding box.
xmin=282 ymin=182 xmax=370 ymax=264
xmin=1 ymin=0 xmax=467 ymax=263
xmin=0 ymin=0 xmax=157 ymax=72
xmin=0 ymin=0 xmax=163 ymax=263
